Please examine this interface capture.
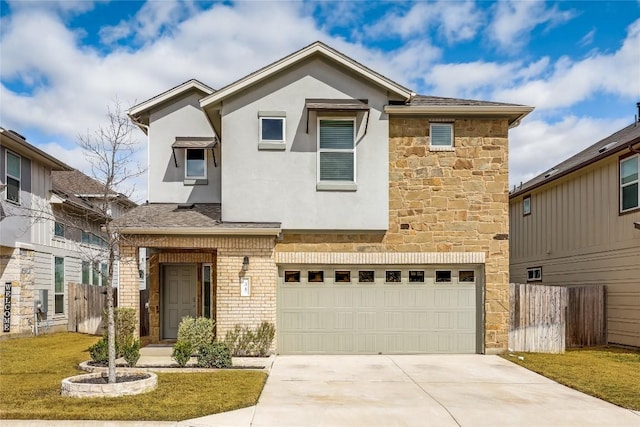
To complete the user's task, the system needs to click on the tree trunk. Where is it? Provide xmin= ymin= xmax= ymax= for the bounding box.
xmin=106 ymin=244 xmax=116 ymax=383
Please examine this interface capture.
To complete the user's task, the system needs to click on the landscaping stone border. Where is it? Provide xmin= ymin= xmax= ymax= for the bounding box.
xmin=61 ymin=371 xmax=157 ymax=398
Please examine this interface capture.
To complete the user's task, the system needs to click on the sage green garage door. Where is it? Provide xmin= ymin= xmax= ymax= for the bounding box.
xmin=277 ymin=266 xmax=481 ymax=354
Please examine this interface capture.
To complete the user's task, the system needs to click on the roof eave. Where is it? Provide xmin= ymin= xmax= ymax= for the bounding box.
xmin=127 ymin=79 xmax=215 ymax=120
xmin=117 ymin=227 xmax=282 ymax=236
xmin=384 ymin=105 xmax=534 ymax=127
xmin=1 ymin=129 xmax=73 ymax=171
xmin=200 ymin=42 xmax=413 ymax=110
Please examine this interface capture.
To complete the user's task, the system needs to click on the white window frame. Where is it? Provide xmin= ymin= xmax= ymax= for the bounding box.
xmin=317 ymin=117 xmax=357 ymax=189
xmin=620 ymin=154 xmax=639 ymax=213
xmin=184 ymin=148 xmax=207 ymax=179
xmin=526 ymin=267 xmax=542 ymax=282
xmin=523 ymin=195 xmax=531 ymax=216
xmin=259 ymin=117 xmax=285 ymax=143
xmin=429 ymin=123 xmax=454 ymax=151
xmin=54 ymin=256 xmax=64 ymax=314
xmin=53 ymin=221 xmax=65 ymax=238
xmin=5 ymin=150 xmax=21 ymax=204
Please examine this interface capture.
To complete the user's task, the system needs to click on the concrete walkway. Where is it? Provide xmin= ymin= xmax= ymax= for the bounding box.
xmin=4 ymin=354 xmax=639 ymax=427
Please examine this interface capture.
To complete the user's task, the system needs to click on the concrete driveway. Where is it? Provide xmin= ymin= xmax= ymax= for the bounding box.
xmin=186 ymin=354 xmax=640 ymax=427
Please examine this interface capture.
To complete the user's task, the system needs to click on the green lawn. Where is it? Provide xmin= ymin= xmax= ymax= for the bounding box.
xmin=503 ymin=346 xmax=640 ymax=411
xmin=0 ymin=333 xmax=267 ymax=421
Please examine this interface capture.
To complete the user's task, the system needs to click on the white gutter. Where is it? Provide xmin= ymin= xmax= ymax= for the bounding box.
xmin=118 ymin=227 xmax=281 ymax=236
xmin=384 ymin=105 xmax=534 ymax=128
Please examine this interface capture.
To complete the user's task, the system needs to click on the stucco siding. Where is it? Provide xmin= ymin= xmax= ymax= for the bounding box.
xmin=220 ymin=57 xmax=389 ymax=230
xmin=148 ymin=92 xmax=220 ymax=204
xmin=509 ymin=155 xmax=640 ymax=347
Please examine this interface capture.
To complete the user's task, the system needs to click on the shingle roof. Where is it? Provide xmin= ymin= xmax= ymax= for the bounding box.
xmin=52 ymin=170 xmax=116 ymax=196
xmin=510 ymin=122 xmax=640 ymax=198
xmin=110 ymin=203 xmax=281 ymax=232
xmin=410 ymin=95 xmax=525 ymax=107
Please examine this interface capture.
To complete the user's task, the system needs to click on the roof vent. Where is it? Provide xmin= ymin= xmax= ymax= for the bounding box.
xmin=177 ymin=203 xmax=195 ymax=210
xmin=598 ymin=142 xmax=617 ymax=153
xmin=544 ymin=168 xmax=559 ymax=178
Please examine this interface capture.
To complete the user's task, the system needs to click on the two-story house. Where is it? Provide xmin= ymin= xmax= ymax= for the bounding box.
xmin=1 ymin=128 xmax=135 ymax=336
xmin=114 ymin=42 xmax=533 ymax=354
xmin=510 ymin=114 xmax=640 ymax=348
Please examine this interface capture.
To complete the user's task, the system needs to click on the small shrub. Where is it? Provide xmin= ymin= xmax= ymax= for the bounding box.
xmin=101 ymin=307 xmax=137 ymax=357
xmin=88 ymin=337 xmax=109 ymax=365
xmin=224 ymin=322 xmax=275 ymax=357
xmin=177 ymin=316 xmax=215 ymax=354
xmin=197 ymin=341 xmax=232 ymax=368
xmin=254 ymin=321 xmax=276 ymax=357
xmin=121 ymin=339 xmax=140 ymax=367
xmin=172 ymin=341 xmax=193 ymax=368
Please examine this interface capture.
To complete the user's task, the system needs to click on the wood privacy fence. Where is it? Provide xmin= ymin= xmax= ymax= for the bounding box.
xmin=509 ymin=283 xmax=606 ymax=353
xmin=67 ymin=283 xmax=117 ymax=335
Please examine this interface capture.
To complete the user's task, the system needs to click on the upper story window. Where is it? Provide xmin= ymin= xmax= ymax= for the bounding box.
xmin=54 ymin=222 xmax=65 ymax=238
xmin=258 ymin=112 xmax=286 ymax=150
xmin=523 ymin=195 xmax=531 ymax=216
xmin=185 ymin=148 xmax=206 ymax=179
xmin=620 ymin=154 xmax=639 ymax=213
xmin=5 ymin=150 xmax=21 ymax=204
xmin=317 ymin=118 xmax=356 ymax=189
xmin=429 ymin=123 xmax=453 ymax=151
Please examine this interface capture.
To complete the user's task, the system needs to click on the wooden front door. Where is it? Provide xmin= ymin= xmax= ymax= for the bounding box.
xmin=162 ymin=265 xmax=197 ymax=340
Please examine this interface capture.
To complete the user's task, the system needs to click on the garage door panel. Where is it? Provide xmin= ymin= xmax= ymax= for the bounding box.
xmin=278 ymin=266 xmax=479 ymax=354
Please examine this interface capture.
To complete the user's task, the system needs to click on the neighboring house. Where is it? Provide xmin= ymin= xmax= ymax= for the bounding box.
xmin=0 ymin=128 xmax=136 ymax=336
xmin=509 ymin=115 xmax=640 ymax=348
xmin=114 ymin=41 xmax=533 ymax=354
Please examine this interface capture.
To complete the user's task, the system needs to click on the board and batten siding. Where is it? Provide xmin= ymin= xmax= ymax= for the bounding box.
xmin=509 ymin=155 xmax=640 ymax=348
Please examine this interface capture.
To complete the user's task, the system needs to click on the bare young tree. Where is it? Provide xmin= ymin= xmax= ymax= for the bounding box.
xmin=77 ymin=99 xmax=143 ymax=383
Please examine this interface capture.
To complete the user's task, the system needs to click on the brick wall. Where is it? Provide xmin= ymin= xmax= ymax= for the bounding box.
xmin=276 ymin=117 xmax=511 ymax=353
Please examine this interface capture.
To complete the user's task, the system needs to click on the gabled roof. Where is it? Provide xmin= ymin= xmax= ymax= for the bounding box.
xmin=384 ymin=95 xmax=534 ymax=128
xmin=199 ymin=41 xmax=415 ymax=110
xmin=0 ymin=128 xmax=72 ymax=171
xmin=510 ymin=122 xmax=640 ymax=198
xmin=127 ymin=79 xmax=215 ymax=133
xmin=52 ymin=170 xmax=137 ymax=208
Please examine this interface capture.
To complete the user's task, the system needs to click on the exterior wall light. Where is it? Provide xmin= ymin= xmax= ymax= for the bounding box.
xmin=242 ymin=256 xmax=249 ymax=272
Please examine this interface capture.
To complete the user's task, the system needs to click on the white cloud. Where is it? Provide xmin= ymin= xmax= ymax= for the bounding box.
xmin=579 ymin=29 xmax=596 ymax=47
xmin=5 ymin=0 xmax=99 ymax=15
xmin=488 ymin=0 xmax=575 ymax=51
xmin=365 ymin=1 xmax=483 ymax=43
xmin=509 ymin=115 xmax=630 ymax=188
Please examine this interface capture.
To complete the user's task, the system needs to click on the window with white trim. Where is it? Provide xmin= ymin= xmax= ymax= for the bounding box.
xmin=5 ymin=150 xmax=21 ymax=203
xmin=185 ymin=148 xmax=206 ymax=179
xmin=523 ymin=195 xmax=531 ymax=216
xmin=527 ymin=267 xmax=542 ymax=282
xmin=54 ymin=256 xmax=64 ymax=314
xmin=54 ymin=222 xmax=65 ymax=238
xmin=620 ymin=154 xmax=639 ymax=212
xmin=430 ymin=123 xmax=453 ymax=149
xmin=260 ymin=117 xmax=285 ymax=143
xmin=318 ymin=118 xmax=355 ymax=184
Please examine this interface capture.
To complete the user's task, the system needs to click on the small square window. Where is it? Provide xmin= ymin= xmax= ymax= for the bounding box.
xmin=409 ymin=271 xmax=425 ymax=283
xmin=385 ymin=270 xmax=401 ymax=283
xmin=358 ymin=271 xmax=374 ymax=283
xmin=430 ymin=123 xmax=453 ymax=148
xmin=285 ymin=271 xmax=300 ymax=283
xmin=523 ymin=195 xmax=531 ymax=216
xmin=308 ymin=271 xmax=324 ymax=283
xmin=54 ymin=222 xmax=65 ymax=238
xmin=435 ymin=270 xmax=452 ymax=283
xmin=459 ymin=271 xmax=475 ymax=282
xmin=527 ymin=267 xmax=542 ymax=282
xmin=260 ymin=117 xmax=285 ymax=142
xmin=335 ymin=271 xmax=351 ymax=283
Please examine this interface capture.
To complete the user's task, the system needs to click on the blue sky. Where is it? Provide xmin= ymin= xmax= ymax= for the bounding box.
xmin=1 ymin=0 xmax=639 ymax=202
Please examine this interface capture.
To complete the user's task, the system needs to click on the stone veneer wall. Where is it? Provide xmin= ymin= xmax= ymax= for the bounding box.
xmin=0 ymin=246 xmax=35 ymax=337
xmin=119 ymin=236 xmax=276 ymax=344
xmin=276 ymin=117 xmax=511 ymax=353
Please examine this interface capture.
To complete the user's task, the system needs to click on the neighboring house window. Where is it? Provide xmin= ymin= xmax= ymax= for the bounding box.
xmin=5 ymin=150 xmax=21 ymax=203
xmin=93 ymin=261 xmax=100 ymax=286
xmin=527 ymin=267 xmax=542 ymax=282
xmin=82 ymin=231 xmax=90 ymax=244
xmin=620 ymin=155 xmax=639 ymax=212
xmin=54 ymin=222 xmax=65 ymax=238
xmin=430 ymin=123 xmax=453 ymax=150
xmin=54 ymin=257 xmax=64 ymax=314
xmin=82 ymin=261 xmax=90 ymax=285
xmin=523 ymin=195 xmax=531 ymax=216
xmin=185 ymin=148 xmax=206 ymax=179
xmin=318 ymin=118 xmax=355 ymax=184
xmin=101 ymin=262 xmax=108 ymax=287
